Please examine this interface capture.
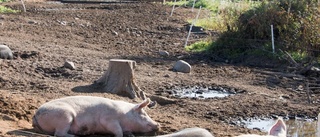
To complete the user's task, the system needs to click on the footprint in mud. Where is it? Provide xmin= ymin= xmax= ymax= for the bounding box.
xmin=35 ymin=66 xmax=83 ymax=80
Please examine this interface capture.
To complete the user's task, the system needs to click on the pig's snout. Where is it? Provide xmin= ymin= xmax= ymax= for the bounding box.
xmin=150 ymin=123 xmax=161 ymax=131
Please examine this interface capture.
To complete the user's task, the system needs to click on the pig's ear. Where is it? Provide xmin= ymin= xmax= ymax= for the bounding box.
xmin=268 ymin=118 xmax=286 ymax=136
xmin=134 ymin=98 xmax=151 ymax=111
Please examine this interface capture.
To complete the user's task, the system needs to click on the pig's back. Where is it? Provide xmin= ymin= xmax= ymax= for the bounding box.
xmin=40 ymin=96 xmax=134 ymax=113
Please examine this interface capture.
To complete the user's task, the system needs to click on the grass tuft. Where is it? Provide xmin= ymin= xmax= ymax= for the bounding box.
xmin=0 ymin=5 xmax=19 ymax=13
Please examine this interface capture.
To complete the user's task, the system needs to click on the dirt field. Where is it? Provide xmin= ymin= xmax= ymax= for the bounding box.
xmin=0 ymin=1 xmax=319 ymax=137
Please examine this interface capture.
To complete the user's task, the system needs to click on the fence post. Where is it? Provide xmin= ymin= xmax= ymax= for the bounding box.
xmin=185 ymin=6 xmax=202 ymax=47
xmin=20 ymin=0 xmax=26 ymax=12
xmin=192 ymin=0 xmax=196 ymax=12
xmin=271 ymin=25 xmax=275 ymax=54
xmin=170 ymin=0 xmax=177 ymax=16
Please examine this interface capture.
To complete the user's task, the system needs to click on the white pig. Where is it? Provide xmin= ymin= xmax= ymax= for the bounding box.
xmin=32 ymin=96 xmax=160 ymax=137
xmin=236 ymin=118 xmax=286 ymax=137
xmin=157 ymin=127 xmax=214 ymax=137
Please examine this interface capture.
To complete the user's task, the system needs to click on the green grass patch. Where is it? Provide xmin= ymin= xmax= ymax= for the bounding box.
xmin=0 ymin=5 xmax=19 ymax=13
xmin=192 ymin=15 xmax=226 ymax=31
xmin=168 ymin=0 xmax=262 ymax=32
xmin=185 ymin=0 xmax=261 ymax=32
xmin=0 ymin=0 xmax=18 ymax=13
xmin=185 ymin=40 xmax=211 ymax=52
xmin=165 ymin=0 xmax=188 ymax=6
xmin=0 ymin=0 xmax=10 ymax=2
xmin=185 ymin=0 xmax=218 ymax=12
xmin=289 ymin=51 xmax=308 ymax=62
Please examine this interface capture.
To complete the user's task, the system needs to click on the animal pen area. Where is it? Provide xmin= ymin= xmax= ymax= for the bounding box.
xmin=0 ymin=0 xmax=320 ymax=137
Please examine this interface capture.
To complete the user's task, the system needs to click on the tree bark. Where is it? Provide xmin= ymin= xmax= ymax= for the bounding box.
xmin=93 ymin=59 xmax=145 ymax=99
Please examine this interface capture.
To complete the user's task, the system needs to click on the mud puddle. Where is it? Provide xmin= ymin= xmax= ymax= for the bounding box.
xmin=171 ymin=86 xmax=238 ymax=99
xmin=238 ymin=118 xmax=319 ymax=137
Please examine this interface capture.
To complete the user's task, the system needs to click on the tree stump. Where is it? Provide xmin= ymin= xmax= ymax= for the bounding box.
xmin=93 ymin=59 xmax=145 ymax=99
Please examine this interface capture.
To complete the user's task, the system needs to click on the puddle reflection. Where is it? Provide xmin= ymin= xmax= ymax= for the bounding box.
xmin=241 ymin=118 xmax=319 ymax=137
xmin=172 ymin=87 xmax=235 ymax=99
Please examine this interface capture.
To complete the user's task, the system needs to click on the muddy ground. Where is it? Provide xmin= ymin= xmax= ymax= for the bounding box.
xmin=0 ymin=1 xmax=319 ymax=137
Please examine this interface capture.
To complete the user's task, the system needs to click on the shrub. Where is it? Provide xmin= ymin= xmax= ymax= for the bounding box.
xmin=185 ymin=0 xmax=218 ymax=12
xmin=210 ymin=0 xmax=320 ymax=61
xmin=185 ymin=40 xmax=211 ymax=52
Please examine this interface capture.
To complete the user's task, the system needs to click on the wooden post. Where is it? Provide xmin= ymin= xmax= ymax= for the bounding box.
xmin=93 ymin=59 xmax=145 ymax=99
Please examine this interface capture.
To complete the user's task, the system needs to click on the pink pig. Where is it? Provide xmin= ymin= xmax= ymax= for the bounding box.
xmin=157 ymin=127 xmax=214 ymax=137
xmin=236 ymin=118 xmax=286 ymax=137
xmin=32 ymin=96 xmax=160 ymax=137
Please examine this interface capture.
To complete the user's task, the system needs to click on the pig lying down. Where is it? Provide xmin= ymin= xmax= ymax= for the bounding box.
xmin=157 ymin=127 xmax=214 ymax=137
xmin=156 ymin=118 xmax=285 ymax=137
xmin=32 ymin=96 xmax=160 ymax=137
xmin=236 ymin=118 xmax=286 ymax=137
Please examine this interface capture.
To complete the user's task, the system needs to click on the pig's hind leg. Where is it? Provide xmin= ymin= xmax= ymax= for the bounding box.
xmin=54 ymin=118 xmax=75 ymax=137
xmin=52 ymin=109 xmax=76 ymax=137
xmin=54 ymin=124 xmax=75 ymax=137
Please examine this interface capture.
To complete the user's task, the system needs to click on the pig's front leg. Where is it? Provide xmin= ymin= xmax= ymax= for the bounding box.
xmin=100 ymin=119 xmax=123 ymax=137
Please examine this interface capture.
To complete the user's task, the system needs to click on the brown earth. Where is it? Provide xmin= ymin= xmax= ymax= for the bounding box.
xmin=0 ymin=1 xmax=319 ymax=137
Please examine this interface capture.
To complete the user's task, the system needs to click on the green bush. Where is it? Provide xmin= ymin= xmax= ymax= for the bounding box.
xmin=186 ymin=0 xmax=208 ymax=8
xmin=209 ymin=0 xmax=320 ymax=61
xmin=185 ymin=0 xmax=218 ymax=12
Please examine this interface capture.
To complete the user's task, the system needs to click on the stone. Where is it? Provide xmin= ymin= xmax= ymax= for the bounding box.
xmin=28 ymin=20 xmax=37 ymax=24
xmin=159 ymin=50 xmax=169 ymax=56
xmin=64 ymin=61 xmax=76 ymax=70
xmin=112 ymin=30 xmax=118 ymax=36
xmin=173 ymin=60 xmax=191 ymax=73
xmin=0 ymin=45 xmax=13 ymax=59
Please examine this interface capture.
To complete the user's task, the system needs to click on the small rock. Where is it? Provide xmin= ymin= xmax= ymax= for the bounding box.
xmin=0 ymin=45 xmax=13 ymax=59
xmin=61 ymin=21 xmax=67 ymax=25
xmin=57 ymin=20 xmax=67 ymax=25
xmin=159 ymin=50 xmax=169 ymax=56
xmin=28 ymin=20 xmax=37 ymax=24
xmin=173 ymin=60 xmax=191 ymax=73
xmin=112 ymin=30 xmax=118 ymax=35
xmin=281 ymin=95 xmax=290 ymax=99
xmin=311 ymin=66 xmax=320 ymax=71
xmin=297 ymin=85 xmax=304 ymax=91
xmin=64 ymin=61 xmax=76 ymax=70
